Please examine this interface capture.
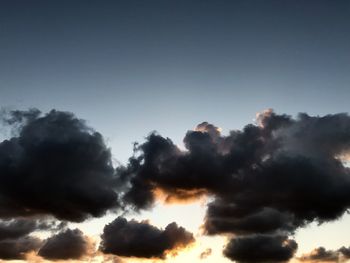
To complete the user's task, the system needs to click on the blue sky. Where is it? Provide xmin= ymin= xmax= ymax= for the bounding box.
xmin=1 ymin=1 xmax=350 ymax=164
xmin=0 ymin=1 xmax=350 ymax=262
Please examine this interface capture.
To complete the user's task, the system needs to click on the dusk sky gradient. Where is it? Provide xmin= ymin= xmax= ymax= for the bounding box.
xmin=0 ymin=1 xmax=350 ymax=262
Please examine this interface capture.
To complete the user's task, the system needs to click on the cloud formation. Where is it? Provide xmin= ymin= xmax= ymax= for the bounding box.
xmin=100 ymin=216 xmax=194 ymax=259
xmin=299 ymin=246 xmax=350 ymax=262
xmin=223 ymin=235 xmax=297 ymax=263
xmin=0 ymin=218 xmax=63 ymax=260
xmin=117 ymin=110 xmax=350 ymax=261
xmin=199 ymin=248 xmax=212 ymax=259
xmin=38 ymin=228 xmax=91 ymax=260
xmin=0 ymin=236 xmax=42 ymax=260
xmin=0 ymin=218 xmax=63 ymax=240
xmin=0 ymin=109 xmax=119 ymax=222
xmin=1 ymin=108 xmax=350 ymax=262
xmin=299 ymin=247 xmax=339 ymax=262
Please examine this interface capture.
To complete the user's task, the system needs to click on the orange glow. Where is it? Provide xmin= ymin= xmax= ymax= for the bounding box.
xmin=165 ymin=238 xmax=197 ymax=259
xmin=153 ymin=188 xmax=208 ymax=205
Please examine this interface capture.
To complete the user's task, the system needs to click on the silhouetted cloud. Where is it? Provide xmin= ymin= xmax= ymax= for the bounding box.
xmin=223 ymin=235 xmax=297 ymax=263
xmin=0 ymin=218 xmax=63 ymax=260
xmin=0 ymin=218 xmax=64 ymax=240
xmin=1 ymin=108 xmax=350 ymax=262
xmin=299 ymin=246 xmax=350 ymax=262
xmin=338 ymin=246 xmax=350 ymax=259
xmin=38 ymin=228 xmax=91 ymax=260
xmin=100 ymin=216 xmax=194 ymax=259
xmin=117 ymin=110 xmax=350 ymax=261
xmin=0 ymin=236 xmax=42 ymax=260
xmin=204 ymin=204 xmax=299 ymax=236
xmin=299 ymin=247 xmax=339 ymax=262
xmin=0 ymin=109 xmax=119 ymax=222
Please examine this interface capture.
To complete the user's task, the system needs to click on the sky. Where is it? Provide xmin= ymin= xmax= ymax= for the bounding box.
xmin=0 ymin=0 xmax=350 ymax=262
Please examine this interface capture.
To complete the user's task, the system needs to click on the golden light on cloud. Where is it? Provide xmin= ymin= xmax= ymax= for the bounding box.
xmin=255 ymin=108 xmax=274 ymax=128
xmin=153 ymin=188 xmax=208 ymax=205
xmin=165 ymin=238 xmax=197 ymax=259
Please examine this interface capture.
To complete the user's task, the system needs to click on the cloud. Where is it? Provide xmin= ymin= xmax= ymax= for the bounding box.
xmin=299 ymin=246 xmax=350 ymax=262
xmin=101 ymin=255 xmax=126 ymax=263
xmin=100 ymin=216 xmax=194 ymax=259
xmin=0 ymin=218 xmax=63 ymax=260
xmin=0 ymin=109 xmax=119 ymax=222
xmin=38 ymin=228 xmax=91 ymax=260
xmin=117 ymin=130 xmax=232 ymax=210
xmin=1 ymin=108 xmax=350 ymax=262
xmin=204 ymin=204 xmax=298 ymax=236
xmin=117 ymin=110 xmax=350 ymax=261
xmin=0 ymin=217 xmax=91 ymax=261
xmin=223 ymin=235 xmax=297 ymax=263
xmin=299 ymin=247 xmax=339 ymax=262
xmin=338 ymin=246 xmax=350 ymax=259
xmin=0 ymin=218 xmax=64 ymax=240
xmin=0 ymin=236 xmax=42 ymax=260
xmin=199 ymin=248 xmax=212 ymax=259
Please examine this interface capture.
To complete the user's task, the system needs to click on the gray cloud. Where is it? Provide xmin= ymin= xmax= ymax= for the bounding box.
xmin=0 ymin=236 xmax=42 ymax=260
xmin=0 ymin=218 xmax=64 ymax=240
xmin=100 ymin=216 xmax=194 ymax=259
xmin=299 ymin=247 xmax=339 ymax=262
xmin=117 ymin=110 xmax=350 ymax=262
xmin=223 ymin=235 xmax=298 ymax=263
xmin=38 ymin=228 xmax=90 ymax=260
xmin=299 ymin=246 xmax=350 ymax=262
xmin=0 ymin=217 xmax=63 ymax=260
xmin=1 ymin=108 xmax=350 ymax=262
xmin=0 ymin=109 xmax=120 ymax=222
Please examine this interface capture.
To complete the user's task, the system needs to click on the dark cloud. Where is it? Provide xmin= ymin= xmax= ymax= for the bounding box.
xmin=199 ymin=248 xmax=212 ymax=259
xmin=117 ymin=130 xmax=232 ymax=210
xmin=117 ymin=110 xmax=350 ymax=261
xmin=0 ymin=218 xmax=62 ymax=260
xmin=0 ymin=236 xmax=42 ymax=260
xmin=119 ymin=111 xmax=350 ymax=217
xmin=0 ymin=218 xmax=64 ymax=240
xmin=299 ymin=247 xmax=339 ymax=262
xmin=1 ymin=108 xmax=350 ymax=262
xmin=100 ymin=216 xmax=194 ymax=259
xmin=204 ymin=203 xmax=299 ymax=236
xmin=0 ymin=109 xmax=119 ymax=222
xmin=38 ymin=228 xmax=90 ymax=260
xmin=223 ymin=235 xmax=297 ymax=263
xmin=299 ymin=246 xmax=350 ymax=262
xmin=338 ymin=246 xmax=350 ymax=259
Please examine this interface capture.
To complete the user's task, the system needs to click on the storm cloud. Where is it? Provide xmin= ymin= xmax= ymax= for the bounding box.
xmin=100 ymin=216 xmax=194 ymax=259
xmin=0 ymin=218 xmax=64 ymax=240
xmin=223 ymin=235 xmax=298 ymax=263
xmin=117 ymin=110 xmax=350 ymax=261
xmin=0 ymin=218 xmax=63 ymax=260
xmin=0 ymin=109 xmax=119 ymax=222
xmin=1 ymin=108 xmax=350 ymax=262
xmin=38 ymin=228 xmax=91 ymax=260
xmin=0 ymin=236 xmax=42 ymax=260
